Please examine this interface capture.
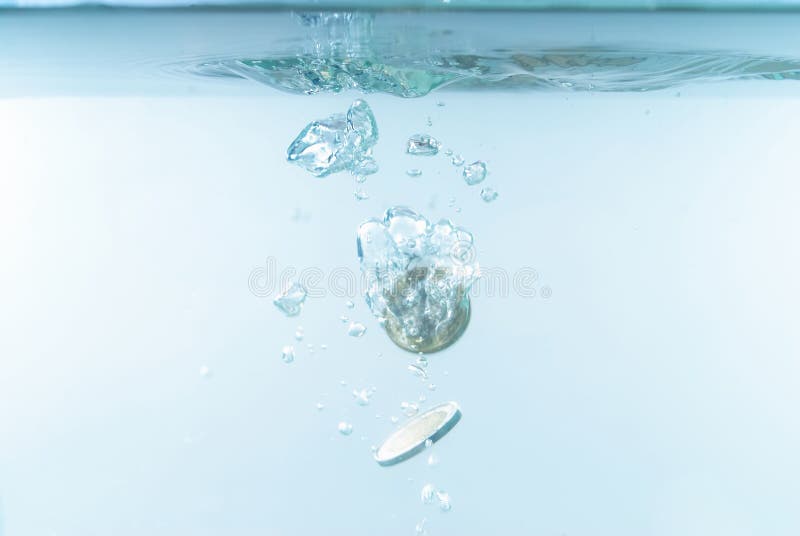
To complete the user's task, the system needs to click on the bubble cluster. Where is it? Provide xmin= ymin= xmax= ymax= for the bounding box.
xmin=287 ymin=99 xmax=378 ymax=178
xmin=357 ymin=207 xmax=479 ymax=353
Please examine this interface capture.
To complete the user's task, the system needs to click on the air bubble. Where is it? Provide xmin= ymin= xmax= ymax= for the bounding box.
xmin=273 ymin=282 xmax=307 ymax=317
xmin=287 ymin=99 xmax=378 ymax=177
xmin=401 ymin=401 xmax=419 ymax=417
xmin=352 ymin=387 xmax=375 ymax=406
xmin=421 ymin=484 xmax=436 ymax=504
xmin=338 ymin=421 xmax=354 ymax=436
xmin=480 ymin=187 xmax=499 ymax=203
xmin=406 ymin=134 xmax=441 ymax=156
xmin=408 ymin=364 xmax=429 ymax=380
xmin=436 ymin=490 xmax=451 ymax=511
xmin=462 ymin=161 xmax=487 ymax=185
xmin=347 ymin=322 xmax=367 ymax=337
xmin=281 ymin=346 xmax=295 ymax=364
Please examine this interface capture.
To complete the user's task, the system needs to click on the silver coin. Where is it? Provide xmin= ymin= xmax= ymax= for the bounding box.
xmin=374 ymin=401 xmax=461 ymax=467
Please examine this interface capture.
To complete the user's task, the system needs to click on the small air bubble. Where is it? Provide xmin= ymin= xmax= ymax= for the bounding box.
xmin=462 ymin=161 xmax=487 ymax=185
xmin=338 ymin=421 xmax=353 ymax=436
xmin=421 ymin=484 xmax=436 ymax=504
xmin=347 ymin=321 xmax=367 ymax=337
xmin=406 ymin=134 xmax=441 ymax=156
xmin=352 ymin=387 xmax=375 ymax=406
xmin=408 ymin=364 xmax=428 ymax=380
xmin=400 ymin=401 xmax=419 ymax=417
xmin=437 ymin=490 xmax=451 ymax=511
xmin=273 ymin=282 xmax=307 ymax=317
xmin=480 ymin=187 xmax=499 ymax=203
xmin=281 ymin=346 xmax=295 ymax=364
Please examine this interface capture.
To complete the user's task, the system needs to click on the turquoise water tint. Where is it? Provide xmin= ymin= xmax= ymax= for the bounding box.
xmin=1 ymin=4 xmax=799 ymax=536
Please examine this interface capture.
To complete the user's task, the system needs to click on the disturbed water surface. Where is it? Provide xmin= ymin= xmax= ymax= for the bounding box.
xmin=2 ymin=6 xmax=800 ymax=536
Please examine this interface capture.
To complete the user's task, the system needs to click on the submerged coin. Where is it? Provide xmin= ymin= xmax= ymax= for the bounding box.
xmin=374 ymin=401 xmax=461 ymax=467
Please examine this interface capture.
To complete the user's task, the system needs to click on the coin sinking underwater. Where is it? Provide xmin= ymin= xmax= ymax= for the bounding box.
xmin=374 ymin=401 xmax=461 ymax=467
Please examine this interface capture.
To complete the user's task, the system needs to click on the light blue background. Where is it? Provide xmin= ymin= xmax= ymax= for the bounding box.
xmin=2 ymin=88 xmax=800 ymax=535
xmin=1 ymin=8 xmax=800 ymax=536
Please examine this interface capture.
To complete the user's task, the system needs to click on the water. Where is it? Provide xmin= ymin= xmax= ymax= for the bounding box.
xmin=2 ymin=3 xmax=800 ymax=536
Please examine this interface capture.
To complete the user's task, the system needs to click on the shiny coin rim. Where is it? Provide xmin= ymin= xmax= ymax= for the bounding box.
xmin=374 ymin=401 xmax=461 ymax=467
